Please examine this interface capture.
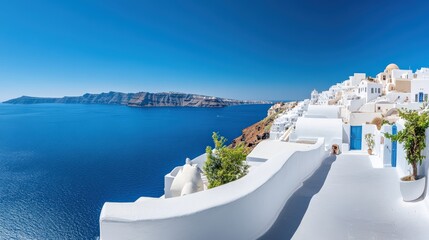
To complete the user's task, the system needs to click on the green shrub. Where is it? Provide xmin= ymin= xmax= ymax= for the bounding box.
xmin=204 ymin=132 xmax=249 ymax=188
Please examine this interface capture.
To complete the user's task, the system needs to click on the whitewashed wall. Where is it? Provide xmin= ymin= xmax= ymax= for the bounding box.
xmin=396 ymin=102 xmax=424 ymax=111
xmin=304 ymin=105 xmax=340 ymax=118
xmin=342 ymin=123 xmax=350 ymax=144
xmin=375 ymin=103 xmax=395 ymax=115
xmin=293 ymin=118 xmax=343 ymax=150
xmin=100 ymin=139 xmax=327 ymax=240
xmin=391 ymin=69 xmax=413 ymax=81
xmin=411 ymin=79 xmax=429 ymax=103
xmin=349 ymin=112 xmax=382 ymax=126
xmin=347 ymin=98 xmax=365 ymax=112
xmin=350 ymin=73 xmax=366 ymax=86
xmin=359 ymin=102 xmax=376 ymax=113
xmin=385 ymin=92 xmax=411 ymax=103
xmin=423 ymin=128 xmax=429 ymax=208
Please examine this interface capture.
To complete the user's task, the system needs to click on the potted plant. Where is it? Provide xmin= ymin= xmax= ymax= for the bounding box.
xmin=365 ymin=133 xmax=375 ymax=155
xmin=384 ymin=110 xmax=429 ymax=201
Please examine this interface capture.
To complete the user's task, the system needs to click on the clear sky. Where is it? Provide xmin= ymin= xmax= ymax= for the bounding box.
xmin=1 ymin=0 xmax=429 ymax=101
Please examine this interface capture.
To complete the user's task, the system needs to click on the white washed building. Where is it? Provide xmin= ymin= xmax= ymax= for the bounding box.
xmin=357 ymin=80 xmax=382 ymax=103
xmin=411 ymin=68 xmax=429 ymax=103
xmin=310 ymin=89 xmax=318 ymax=104
xmin=348 ymin=73 xmax=366 ymax=87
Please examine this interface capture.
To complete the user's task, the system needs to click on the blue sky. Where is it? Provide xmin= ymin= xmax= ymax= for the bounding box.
xmin=1 ymin=0 xmax=429 ymax=101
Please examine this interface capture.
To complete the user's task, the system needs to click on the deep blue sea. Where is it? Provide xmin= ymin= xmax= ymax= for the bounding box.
xmin=0 ymin=103 xmax=270 ymax=239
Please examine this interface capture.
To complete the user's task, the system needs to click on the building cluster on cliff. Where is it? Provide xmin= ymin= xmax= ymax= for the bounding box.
xmin=269 ymin=63 xmax=429 ymax=141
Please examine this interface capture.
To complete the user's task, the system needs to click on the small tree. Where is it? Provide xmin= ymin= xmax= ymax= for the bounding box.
xmin=204 ymin=132 xmax=249 ymax=189
xmin=384 ymin=110 xmax=429 ymax=180
xmin=365 ymin=133 xmax=375 ymax=150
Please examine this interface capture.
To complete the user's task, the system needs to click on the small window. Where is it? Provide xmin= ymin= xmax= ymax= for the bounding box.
xmin=371 ymin=88 xmax=374 ymax=94
xmin=378 ymin=88 xmax=380 ymax=93
xmin=415 ymin=94 xmax=418 ymax=102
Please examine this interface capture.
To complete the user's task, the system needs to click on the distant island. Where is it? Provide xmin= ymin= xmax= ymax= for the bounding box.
xmin=3 ymin=91 xmax=271 ymax=108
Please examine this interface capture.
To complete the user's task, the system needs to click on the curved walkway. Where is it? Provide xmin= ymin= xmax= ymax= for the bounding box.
xmin=260 ymin=155 xmax=336 ymax=239
xmin=262 ymin=152 xmax=429 ymax=240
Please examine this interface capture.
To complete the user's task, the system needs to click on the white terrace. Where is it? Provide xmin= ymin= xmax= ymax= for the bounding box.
xmin=261 ymin=152 xmax=429 ymax=239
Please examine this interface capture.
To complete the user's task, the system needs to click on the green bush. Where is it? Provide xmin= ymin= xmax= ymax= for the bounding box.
xmin=204 ymin=132 xmax=249 ymax=189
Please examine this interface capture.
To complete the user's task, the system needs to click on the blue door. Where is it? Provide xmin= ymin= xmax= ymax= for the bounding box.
xmin=391 ymin=124 xmax=397 ymax=167
xmin=350 ymin=126 xmax=362 ymax=150
xmin=419 ymin=92 xmax=424 ymax=102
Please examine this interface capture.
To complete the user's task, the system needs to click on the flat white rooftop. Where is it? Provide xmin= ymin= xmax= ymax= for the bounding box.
xmin=247 ymin=140 xmax=315 ymax=162
xmin=262 ymin=152 xmax=429 ymax=240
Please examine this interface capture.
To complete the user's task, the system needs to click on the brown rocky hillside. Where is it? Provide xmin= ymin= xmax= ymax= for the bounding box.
xmin=230 ymin=101 xmax=297 ymax=149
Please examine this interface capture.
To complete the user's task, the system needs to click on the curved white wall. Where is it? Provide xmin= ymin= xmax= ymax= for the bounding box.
xmin=293 ymin=118 xmax=343 ymax=149
xmin=100 ymin=139 xmax=327 ymax=240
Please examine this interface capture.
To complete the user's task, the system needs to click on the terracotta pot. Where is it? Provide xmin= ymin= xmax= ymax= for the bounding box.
xmin=367 ymin=149 xmax=373 ymax=155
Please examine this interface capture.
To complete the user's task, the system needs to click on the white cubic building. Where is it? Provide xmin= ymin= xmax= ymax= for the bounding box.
xmin=311 ymin=89 xmax=319 ymax=104
xmin=348 ymin=73 xmax=366 ymax=87
xmin=357 ymin=80 xmax=382 ymax=103
xmin=411 ymin=68 xmax=429 ymax=103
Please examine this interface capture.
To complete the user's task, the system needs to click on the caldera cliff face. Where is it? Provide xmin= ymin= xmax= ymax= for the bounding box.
xmin=4 ymin=91 xmax=270 ymax=108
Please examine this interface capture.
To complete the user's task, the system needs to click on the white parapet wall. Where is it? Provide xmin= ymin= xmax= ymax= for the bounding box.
xmin=304 ymin=105 xmax=341 ymax=118
xmin=291 ymin=117 xmax=343 ymax=150
xmin=99 ymin=138 xmax=328 ymax=240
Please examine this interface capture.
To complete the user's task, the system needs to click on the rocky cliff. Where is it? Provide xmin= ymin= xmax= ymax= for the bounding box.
xmin=231 ymin=101 xmax=297 ymax=149
xmin=3 ymin=92 xmax=270 ymax=108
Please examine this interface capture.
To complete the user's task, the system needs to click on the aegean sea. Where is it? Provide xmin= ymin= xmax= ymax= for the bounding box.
xmin=0 ymin=103 xmax=270 ymax=239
